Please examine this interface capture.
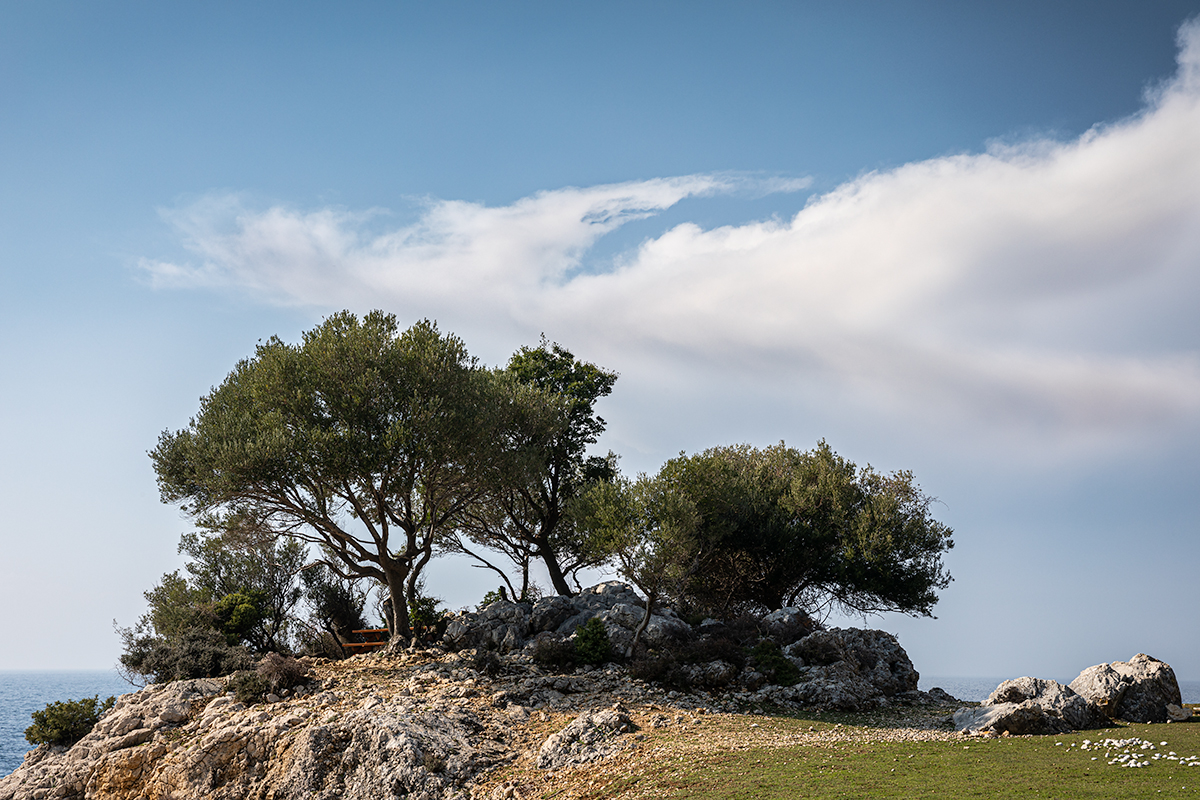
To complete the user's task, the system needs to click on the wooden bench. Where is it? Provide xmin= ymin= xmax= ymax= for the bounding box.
xmin=342 ymin=628 xmax=390 ymax=653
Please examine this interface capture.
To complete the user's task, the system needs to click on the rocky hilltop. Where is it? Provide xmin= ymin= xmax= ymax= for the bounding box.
xmin=1 ymin=583 xmax=955 ymax=800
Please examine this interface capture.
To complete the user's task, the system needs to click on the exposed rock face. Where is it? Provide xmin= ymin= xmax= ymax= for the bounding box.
xmin=1 ymin=670 xmax=518 ymax=800
xmin=536 ymin=706 xmax=633 ymax=770
xmin=953 ymin=678 xmax=1104 ymax=735
xmin=2 ymin=586 xmax=952 ymax=799
xmin=443 ymin=582 xmax=690 ymax=655
xmin=780 ymin=628 xmax=921 ymax=710
xmin=1068 ymin=653 xmax=1183 ymax=724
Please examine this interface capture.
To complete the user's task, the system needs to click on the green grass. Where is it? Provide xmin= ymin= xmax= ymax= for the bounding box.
xmin=604 ymin=718 xmax=1200 ymax=799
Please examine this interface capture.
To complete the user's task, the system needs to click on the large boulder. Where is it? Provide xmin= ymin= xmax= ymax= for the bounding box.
xmin=761 ymin=607 xmax=817 ymax=645
xmin=443 ymin=600 xmax=531 ymax=652
xmin=954 ymin=677 xmax=1104 ymax=735
xmin=1069 ymin=653 xmax=1183 ymax=723
xmin=955 ymin=681 xmax=1104 ymax=734
xmin=787 ymin=628 xmax=919 ymax=697
xmin=773 ymin=628 xmax=920 ymax=710
xmin=444 ymin=583 xmax=686 ymax=655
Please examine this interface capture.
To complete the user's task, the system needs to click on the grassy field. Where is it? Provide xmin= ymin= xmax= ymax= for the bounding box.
xmin=488 ymin=704 xmax=1200 ymax=799
xmin=616 ymin=726 xmax=1200 ymax=798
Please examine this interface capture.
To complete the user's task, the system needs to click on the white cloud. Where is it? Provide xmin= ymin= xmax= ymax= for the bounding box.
xmin=144 ymin=21 xmax=1200 ymax=456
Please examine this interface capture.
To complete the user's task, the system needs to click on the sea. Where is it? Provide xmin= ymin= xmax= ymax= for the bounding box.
xmin=1 ymin=670 xmax=134 ymax=777
xmin=1 ymin=671 xmax=1198 ymax=778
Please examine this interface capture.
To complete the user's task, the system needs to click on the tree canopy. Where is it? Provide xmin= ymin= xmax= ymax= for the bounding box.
xmin=151 ymin=311 xmax=564 ymax=638
xmin=449 ymin=338 xmax=617 ymax=597
xmin=581 ymin=441 xmax=954 ymax=620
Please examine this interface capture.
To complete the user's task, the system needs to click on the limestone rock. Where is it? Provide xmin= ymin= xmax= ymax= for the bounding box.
xmin=536 ymin=707 xmax=633 ymax=770
xmin=760 ymin=607 xmax=816 ymax=645
xmin=954 ymin=677 xmax=1103 ymax=735
xmin=1167 ymin=703 xmax=1193 ymax=722
xmin=782 ymin=628 xmax=919 ymax=709
xmin=529 ymin=595 xmax=574 ymax=633
xmin=1069 ymin=653 xmax=1183 ymax=724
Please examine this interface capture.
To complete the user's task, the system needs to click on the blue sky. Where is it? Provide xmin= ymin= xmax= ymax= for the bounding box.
xmin=2 ymin=1 xmax=1199 ymax=682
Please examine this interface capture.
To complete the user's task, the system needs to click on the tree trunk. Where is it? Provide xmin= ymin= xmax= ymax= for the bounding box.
xmin=628 ymin=588 xmax=657 ymax=658
xmin=384 ymin=567 xmax=411 ymax=641
xmin=539 ymin=543 xmax=574 ymax=596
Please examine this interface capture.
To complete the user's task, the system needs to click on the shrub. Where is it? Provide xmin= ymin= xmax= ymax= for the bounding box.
xmin=749 ymin=640 xmax=801 ymax=686
xmin=257 ymin=652 xmax=309 ymax=692
xmin=628 ymin=654 xmax=675 ymax=684
xmin=676 ymin=635 xmax=747 ymax=668
xmin=574 ymin=617 xmax=611 ymax=665
xmin=227 ymin=670 xmax=269 ymax=704
xmin=297 ymin=629 xmax=349 ymax=660
xmin=477 ymin=587 xmax=509 ymax=609
xmin=25 ymin=695 xmax=115 ymax=747
xmin=120 ymin=626 xmax=255 ymax=684
xmin=531 ymin=634 xmax=578 ymax=672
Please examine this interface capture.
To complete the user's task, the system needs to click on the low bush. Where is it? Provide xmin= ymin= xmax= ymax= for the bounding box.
xmin=531 ymin=635 xmax=577 ymax=672
xmin=473 ymin=649 xmax=504 ymax=677
xmin=297 ymin=629 xmax=349 ymax=660
xmin=749 ymin=639 xmax=801 ymax=686
xmin=574 ymin=618 xmax=612 ymax=665
xmin=257 ymin=652 xmax=309 ymax=692
xmin=676 ymin=635 xmax=747 ymax=668
xmin=120 ymin=626 xmax=255 ymax=684
xmin=25 ymin=695 xmax=116 ymax=747
xmin=628 ymin=653 xmax=675 ymax=684
xmin=227 ymin=670 xmax=269 ymax=704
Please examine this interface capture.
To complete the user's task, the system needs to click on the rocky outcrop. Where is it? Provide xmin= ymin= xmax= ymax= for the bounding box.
xmin=443 ymin=582 xmax=691 ymax=655
xmin=953 ymin=678 xmax=1104 ymax=735
xmin=776 ymin=628 xmax=921 ymax=711
xmin=3 ymin=585 xmax=958 ymax=799
xmin=535 ymin=706 xmax=634 ymax=770
xmin=1069 ymin=653 xmax=1183 ymax=724
xmin=0 ymin=668 xmax=520 ymax=800
xmin=953 ymin=652 xmax=1187 ymax=735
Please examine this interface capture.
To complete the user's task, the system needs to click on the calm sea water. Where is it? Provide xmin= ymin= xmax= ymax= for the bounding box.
xmin=1 ymin=670 xmax=133 ymax=777
xmin=2 ymin=671 xmax=1197 ymax=778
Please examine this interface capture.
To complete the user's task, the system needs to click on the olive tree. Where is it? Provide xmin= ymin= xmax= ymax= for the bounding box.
xmin=151 ymin=311 xmax=563 ymax=639
xmin=587 ymin=441 xmax=954 ymax=622
xmin=448 ymin=339 xmax=617 ymax=597
xmin=574 ymin=473 xmax=701 ymax=655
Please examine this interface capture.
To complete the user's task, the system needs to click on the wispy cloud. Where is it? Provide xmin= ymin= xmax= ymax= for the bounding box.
xmin=143 ymin=21 xmax=1200 ymax=455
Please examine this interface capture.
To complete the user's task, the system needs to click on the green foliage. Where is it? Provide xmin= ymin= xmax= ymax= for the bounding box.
xmin=25 ymin=695 xmax=115 ymax=747
xmin=227 ymin=670 xmax=269 ymax=705
xmin=749 ymin=640 xmax=801 ymax=686
xmin=299 ymin=563 xmax=369 ymax=656
xmin=179 ymin=519 xmax=306 ymax=652
xmin=588 ymin=441 xmax=953 ymax=620
xmin=214 ymin=590 xmax=268 ymax=644
xmin=478 ymin=587 xmax=510 ymax=609
xmin=451 ymin=338 xmax=617 ymax=597
xmin=531 ymin=635 xmax=578 ymax=671
xmin=408 ymin=585 xmax=446 ymax=641
xmin=574 ymin=617 xmax=612 ymax=665
xmin=119 ymin=626 xmax=254 ymax=684
xmin=150 ymin=311 xmax=562 ymax=638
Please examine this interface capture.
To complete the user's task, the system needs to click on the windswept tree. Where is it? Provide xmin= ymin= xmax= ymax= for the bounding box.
xmin=585 ymin=441 xmax=954 ymax=622
xmin=448 ymin=339 xmax=617 ymax=597
xmin=151 ymin=312 xmax=564 ymax=639
xmin=574 ymin=473 xmax=702 ymax=655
